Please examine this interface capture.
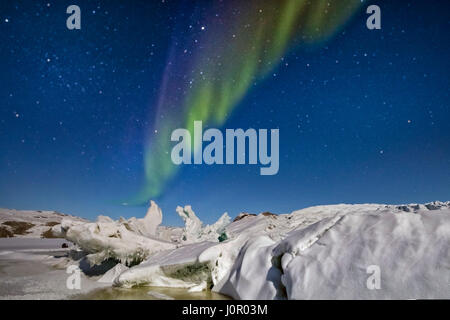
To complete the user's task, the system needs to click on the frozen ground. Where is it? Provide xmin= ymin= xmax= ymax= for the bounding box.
xmin=0 ymin=237 xmax=68 ymax=251
xmin=0 ymin=238 xmax=108 ymax=300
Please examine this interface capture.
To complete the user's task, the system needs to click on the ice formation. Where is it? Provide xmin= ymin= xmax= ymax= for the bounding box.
xmin=52 ymin=202 xmax=230 ymax=266
xmin=123 ymin=200 xmax=163 ymax=237
xmin=176 ymin=205 xmax=231 ymax=243
xmin=52 ymin=202 xmax=175 ymax=266
xmin=98 ymin=263 xmax=129 ymax=283
xmin=57 ymin=201 xmax=450 ymax=299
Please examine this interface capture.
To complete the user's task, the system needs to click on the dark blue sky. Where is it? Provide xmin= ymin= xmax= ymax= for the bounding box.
xmin=1 ymin=1 xmax=449 ymax=225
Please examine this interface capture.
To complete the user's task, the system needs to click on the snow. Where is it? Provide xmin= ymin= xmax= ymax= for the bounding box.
xmin=176 ymin=205 xmax=203 ymax=242
xmin=0 ymin=208 xmax=87 ymax=238
xmin=4 ymin=201 xmax=448 ymax=299
xmin=50 ymin=202 xmax=231 ymax=267
xmin=0 ymin=238 xmax=69 ymax=251
xmin=123 ymin=200 xmax=163 ymax=237
xmin=280 ymin=209 xmax=450 ymax=299
xmin=114 ymin=202 xmax=450 ymax=299
xmin=62 ymin=218 xmax=176 ymax=266
xmin=46 ymin=202 xmax=176 ymax=266
xmin=176 ymin=205 xmax=230 ymax=243
xmin=213 ymin=236 xmax=283 ymax=300
xmin=216 ymin=203 xmax=450 ymax=299
xmin=114 ymin=241 xmax=216 ymax=289
xmin=0 ymin=238 xmax=109 ymax=299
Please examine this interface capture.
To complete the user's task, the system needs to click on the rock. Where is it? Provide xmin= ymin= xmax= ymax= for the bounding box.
xmin=233 ymin=212 xmax=257 ymax=222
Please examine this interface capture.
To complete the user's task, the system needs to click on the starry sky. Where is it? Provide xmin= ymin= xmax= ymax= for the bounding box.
xmin=1 ymin=0 xmax=449 ymax=225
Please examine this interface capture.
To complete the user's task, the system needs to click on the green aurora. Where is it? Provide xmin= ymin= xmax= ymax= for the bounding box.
xmin=133 ymin=0 xmax=362 ymax=204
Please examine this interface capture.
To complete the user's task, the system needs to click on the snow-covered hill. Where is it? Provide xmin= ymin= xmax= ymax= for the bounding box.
xmin=46 ymin=201 xmax=450 ymax=299
xmin=0 ymin=208 xmax=87 ymax=238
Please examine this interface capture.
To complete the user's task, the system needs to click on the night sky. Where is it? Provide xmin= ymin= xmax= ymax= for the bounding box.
xmin=1 ymin=0 xmax=449 ymax=225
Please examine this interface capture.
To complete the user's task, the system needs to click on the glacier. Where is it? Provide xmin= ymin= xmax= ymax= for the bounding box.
xmin=53 ymin=201 xmax=450 ymax=299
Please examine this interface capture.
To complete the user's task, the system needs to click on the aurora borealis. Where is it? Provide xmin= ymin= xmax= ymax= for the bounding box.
xmin=1 ymin=1 xmax=449 ymax=224
xmin=137 ymin=0 xmax=362 ymax=203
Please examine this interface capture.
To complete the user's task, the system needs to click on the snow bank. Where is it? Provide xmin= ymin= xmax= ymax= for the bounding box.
xmin=280 ymin=210 xmax=450 ymax=299
xmin=216 ymin=204 xmax=450 ymax=299
xmin=53 ymin=200 xmax=450 ymax=299
xmin=213 ymin=236 xmax=283 ymax=299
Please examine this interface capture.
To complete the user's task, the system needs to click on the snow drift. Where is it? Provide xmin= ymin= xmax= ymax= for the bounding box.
xmin=56 ymin=201 xmax=450 ymax=299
